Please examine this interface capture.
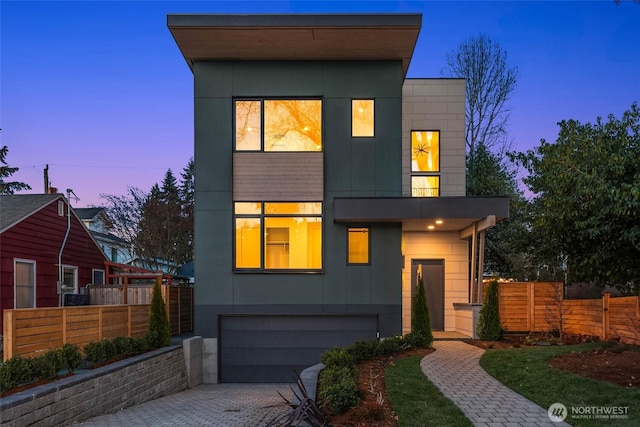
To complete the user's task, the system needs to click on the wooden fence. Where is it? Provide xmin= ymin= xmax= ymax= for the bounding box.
xmin=3 ymin=305 xmax=149 ymax=360
xmin=87 ymin=285 xmax=194 ymax=336
xmin=483 ymin=282 xmax=640 ymax=345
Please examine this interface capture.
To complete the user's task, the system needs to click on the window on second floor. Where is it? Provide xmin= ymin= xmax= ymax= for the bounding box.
xmin=352 ymin=99 xmax=374 ymax=137
xmin=235 ymin=202 xmax=322 ymax=271
xmin=347 ymin=227 xmax=370 ymax=264
xmin=235 ymin=99 xmax=322 ymax=152
xmin=411 ymin=130 xmax=440 ymax=197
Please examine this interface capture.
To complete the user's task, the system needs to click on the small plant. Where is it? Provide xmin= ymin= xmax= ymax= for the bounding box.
xmin=321 ymin=347 xmax=355 ymax=369
xmin=31 ymin=349 xmax=63 ymax=381
xmin=347 ymin=339 xmax=379 ymax=362
xmin=318 ymin=366 xmax=359 ymax=414
xmin=411 ymin=273 xmax=434 ymax=346
xmin=147 ymin=281 xmax=171 ymax=349
xmin=403 ymin=331 xmax=431 ymax=348
xmin=103 ymin=339 xmax=117 ymax=361
xmin=60 ymin=343 xmax=82 ymax=373
xmin=84 ymin=340 xmax=107 ymax=364
xmin=378 ymin=336 xmax=404 ymax=355
xmin=476 ymin=279 xmax=503 ymax=341
xmin=0 ymin=355 xmax=32 ymax=392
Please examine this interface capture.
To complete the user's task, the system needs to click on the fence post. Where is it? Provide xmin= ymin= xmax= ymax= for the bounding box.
xmin=177 ymin=287 xmax=182 ymax=335
xmin=528 ymin=282 xmax=535 ymax=333
xmin=128 ymin=305 xmax=132 ymax=337
xmin=62 ymin=308 xmax=67 ymax=345
xmin=602 ymin=292 xmax=610 ymax=341
xmin=4 ymin=310 xmax=16 ymax=360
xmin=98 ymin=306 xmax=103 ymax=341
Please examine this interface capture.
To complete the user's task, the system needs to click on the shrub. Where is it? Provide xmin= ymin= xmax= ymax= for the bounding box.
xmin=147 ymin=282 xmax=171 ymax=348
xmin=476 ymin=279 xmax=503 ymax=341
xmin=32 ymin=349 xmax=63 ymax=381
xmin=411 ymin=273 xmax=434 ymax=346
xmin=378 ymin=336 xmax=404 ymax=355
xmin=318 ymin=366 xmax=359 ymax=414
xmin=348 ymin=339 xmax=379 ymax=362
xmin=113 ymin=336 xmax=134 ymax=357
xmin=84 ymin=340 xmax=107 ymax=364
xmin=61 ymin=343 xmax=82 ymax=373
xmin=103 ymin=339 xmax=117 ymax=361
xmin=131 ymin=336 xmax=150 ymax=354
xmin=321 ymin=347 xmax=355 ymax=370
xmin=0 ymin=355 xmax=32 ymax=392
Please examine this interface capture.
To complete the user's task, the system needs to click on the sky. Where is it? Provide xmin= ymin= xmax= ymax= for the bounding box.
xmin=2 ymin=0 xmax=639 ymax=207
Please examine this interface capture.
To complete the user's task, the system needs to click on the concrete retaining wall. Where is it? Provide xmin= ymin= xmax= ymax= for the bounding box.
xmin=0 ymin=346 xmax=188 ymax=427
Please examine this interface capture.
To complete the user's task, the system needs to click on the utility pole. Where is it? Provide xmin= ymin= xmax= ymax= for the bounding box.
xmin=44 ymin=164 xmax=49 ymax=193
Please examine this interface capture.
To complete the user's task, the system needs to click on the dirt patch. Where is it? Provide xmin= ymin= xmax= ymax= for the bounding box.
xmin=548 ymin=346 xmax=640 ymax=388
xmin=323 ymin=347 xmax=434 ymax=427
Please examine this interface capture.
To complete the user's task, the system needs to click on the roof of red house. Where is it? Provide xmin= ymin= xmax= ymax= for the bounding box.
xmin=0 ymin=194 xmax=65 ymax=233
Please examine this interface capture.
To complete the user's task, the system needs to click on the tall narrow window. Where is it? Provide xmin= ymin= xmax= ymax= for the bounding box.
xmin=15 ymin=259 xmax=35 ymax=308
xmin=63 ymin=265 xmax=78 ymax=294
xmin=411 ymin=130 xmax=440 ymax=197
xmin=348 ymin=227 xmax=369 ymax=264
xmin=235 ymin=99 xmax=322 ymax=151
xmin=92 ymin=269 xmax=105 ymax=285
xmin=352 ymin=99 xmax=374 ymax=137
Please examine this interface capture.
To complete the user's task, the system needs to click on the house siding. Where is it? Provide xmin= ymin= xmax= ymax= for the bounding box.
xmin=0 ymin=200 xmax=107 ymax=330
xmin=194 ymin=60 xmax=404 ymax=343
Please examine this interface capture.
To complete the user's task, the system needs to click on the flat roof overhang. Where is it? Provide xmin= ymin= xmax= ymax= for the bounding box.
xmin=333 ymin=197 xmax=510 ymax=233
xmin=167 ymin=14 xmax=422 ymax=76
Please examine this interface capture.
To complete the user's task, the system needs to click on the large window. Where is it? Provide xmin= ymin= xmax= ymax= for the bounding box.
xmin=235 ymin=99 xmax=322 ymax=152
xmin=352 ymin=99 xmax=374 ymax=137
xmin=411 ymin=130 xmax=440 ymax=197
xmin=15 ymin=259 xmax=35 ymax=308
xmin=347 ymin=227 xmax=370 ymax=264
xmin=235 ymin=202 xmax=322 ymax=270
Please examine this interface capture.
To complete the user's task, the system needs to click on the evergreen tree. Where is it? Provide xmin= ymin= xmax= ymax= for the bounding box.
xmin=0 ymin=145 xmax=31 ymax=195
xmin=476 ymin=279 xmax=503 ymax=340
xmin=147 ymin=281 xmax=171 ymax=348
xmin=411 ymin=273 xmax=434 ymax=345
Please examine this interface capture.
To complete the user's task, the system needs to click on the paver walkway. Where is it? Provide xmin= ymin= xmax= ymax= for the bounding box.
xmin=69 ymin=384 xmax=292 ymax=427
xmin=421 ymin=341 xmax=569 ymax=426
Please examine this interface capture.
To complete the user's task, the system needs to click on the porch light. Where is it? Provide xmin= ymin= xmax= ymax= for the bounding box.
xmin=435 ymin=219 xmax=443 ymax=225
xmin=427 ymin=225 xmax=435 ymax=230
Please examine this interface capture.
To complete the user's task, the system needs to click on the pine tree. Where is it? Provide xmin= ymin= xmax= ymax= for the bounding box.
xmin=147 ymin=281 xmax=171 ymax=348
xmin=411 ymin=273 xmax=434 ymax=345
xmin=476 ymin=279 xmax=503 ymax=340
xmin=0 ymin=145 xmax=31 ymax=195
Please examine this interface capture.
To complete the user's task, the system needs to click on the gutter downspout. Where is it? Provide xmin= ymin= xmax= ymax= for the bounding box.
xmin=58 ymin=190 xmax=73 ymax=306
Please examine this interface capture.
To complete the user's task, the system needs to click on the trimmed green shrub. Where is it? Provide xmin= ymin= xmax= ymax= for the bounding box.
xmin=103 ymin=339 xmax=117 ymax=360
xmin=476 ymin=279 xmax=503 ymax=341
xmin=378 ymin=336 xmax=404 ymax=355
xmin=131 ymin=336 xmax=150 ymax=354
xmin=411 ymin=273 xmax=434 ymax=346
xmin=113 ymin=336 xmax=134 ymax=356
xmin=61 ymin=343 xmax=82 ymax=373
xmin=147 ymin=282 xmax=171 ymax=348
xmin=321 ymin=347 xmax=355 ymax=370
xmin=318 ymin=366 xmax=359 ymax=414
xmin=0 ymin=355 xmax=32 ymax=392
xmin=347 ymin=339 xmax=379 ymax=362
xmin=32 ymin=349 xmax=63 ymax=381
xmin=84 ymin=340 xmax=107 ymax=364
xmin=403 ymin=332 xmax=431 ymax=348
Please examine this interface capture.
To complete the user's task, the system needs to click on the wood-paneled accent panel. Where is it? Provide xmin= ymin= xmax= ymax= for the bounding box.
xmin=233 ymin=152 xmax=323 ymax=201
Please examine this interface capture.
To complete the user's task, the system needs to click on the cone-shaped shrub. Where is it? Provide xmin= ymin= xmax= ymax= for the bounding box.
xmin=147 ymin=281 xmax=171 ymax=348
xmin=411 ymin=273 xmax=433 ymax=346
xmin=476 ymin=279 xmax=503 ymax=340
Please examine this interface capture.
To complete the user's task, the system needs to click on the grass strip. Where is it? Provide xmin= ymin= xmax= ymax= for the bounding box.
xmin=480 ymin=342 xmax=640 ymax=427
xmin=386 ymin=355 xmax=472 ymax=427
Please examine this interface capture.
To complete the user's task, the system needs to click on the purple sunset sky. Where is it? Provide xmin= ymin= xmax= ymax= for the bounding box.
xmin=2 ymin=1 xmax=639 ymax=207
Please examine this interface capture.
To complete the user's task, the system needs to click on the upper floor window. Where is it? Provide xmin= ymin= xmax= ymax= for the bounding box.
xmin=352 ymin=99 xmax=374 ymax=137
xmin=411 ymin=130 xmax=440 ymax=197
xmin=235 ymin=99 xmax=322 ymax=152
xmin=235 ymin=202 xmax=322 ymax=271
xmin=347 ymin=227 xmax=370 ymax=264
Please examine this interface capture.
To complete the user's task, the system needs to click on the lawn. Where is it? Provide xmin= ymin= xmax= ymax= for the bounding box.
xmin=480 ymin=342 xmax=640 ymax=426
xmin=386 ymin=355 xmax=472 ymax=427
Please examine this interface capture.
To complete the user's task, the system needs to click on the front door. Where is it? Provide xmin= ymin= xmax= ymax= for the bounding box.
xmin=411 ymin=259 xmax=445 ymax=331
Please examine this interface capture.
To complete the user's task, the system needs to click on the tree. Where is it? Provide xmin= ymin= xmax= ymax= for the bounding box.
xmin=147 ymin=281 xmax=171 ymax=348
xmin=467 ymin=143 xmax=532 ymax=280
xmin=136 ymin=169 xmax=191 ymax=274
xmin=179 ymin=158 xmax=194 ymax=262
xmin=476 ymin=279 xmax=502 ymax=340
xmin=0 ymin=145 xmax=31 ymax=195
xmin=100 ymin=187 xmax=147 ymax=246
xmin=513 ymin=103 xmax=640 ymax=294
xmin=411 ymin=273 xmax=434 ymax=345
xmin=443 ymin=34 xmax=518 ymax=153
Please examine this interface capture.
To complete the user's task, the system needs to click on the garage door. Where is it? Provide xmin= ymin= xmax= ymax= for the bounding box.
xmin=219 ymin=314 xmax=378 ymax=383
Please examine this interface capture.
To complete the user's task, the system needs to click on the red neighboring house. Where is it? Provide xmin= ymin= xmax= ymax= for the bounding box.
xmin=0 ymin=194 xmax=107 ymax=330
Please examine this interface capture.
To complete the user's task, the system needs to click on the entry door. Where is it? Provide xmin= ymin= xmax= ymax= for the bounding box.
xmin=411 ymin=259 xmax=444 ymax=331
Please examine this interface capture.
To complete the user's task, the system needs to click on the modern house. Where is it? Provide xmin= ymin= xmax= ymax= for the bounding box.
xmin=0 ymin=194 xmax=108 ymax=330
xmin=168 ymin=13 xmax=509 ymax=382
xmin=76 ymin=207 xmax=133 ymax=265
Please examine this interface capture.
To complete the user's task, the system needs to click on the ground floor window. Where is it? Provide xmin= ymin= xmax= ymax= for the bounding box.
xmin=92 ymin=269 xmax=105 ymax=285
xmin=235 ymin=202 xmax=322 ymax=270
xmin=347 ymin=227 xmax=370 ymax=264
xmin=62 ymin=265 xmax=78 ymax=293
xmin=15 ymin=259 xmax=36 ymax=308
